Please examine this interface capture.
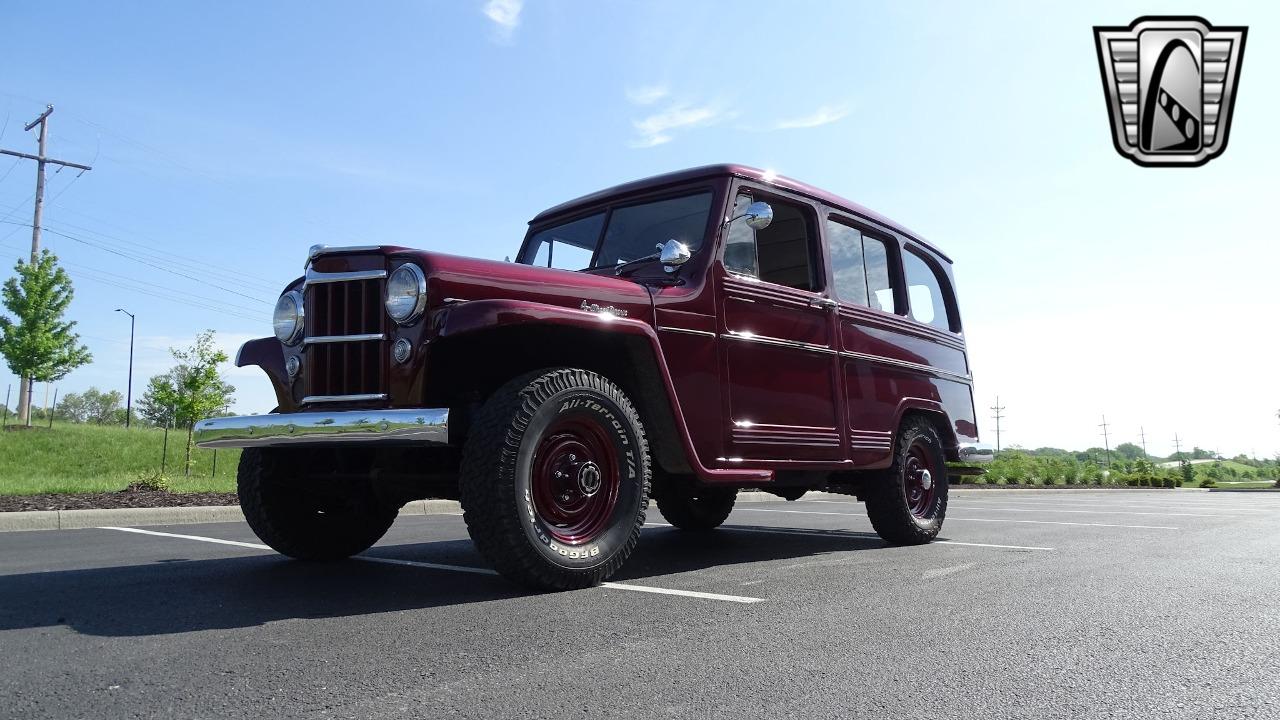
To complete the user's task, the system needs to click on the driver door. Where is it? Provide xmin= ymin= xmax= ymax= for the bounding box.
xmin=717 ymin=186 xmax=844 ymax=461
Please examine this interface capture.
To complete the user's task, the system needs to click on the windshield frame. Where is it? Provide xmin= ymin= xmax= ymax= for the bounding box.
xmin=517 ymin=182 xmax=722 ymax=273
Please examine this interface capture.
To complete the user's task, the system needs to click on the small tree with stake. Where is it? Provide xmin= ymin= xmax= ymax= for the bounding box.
xmin=138 ymin=330 xmax=235 ymax=475
xmin=0 ymin=250 xmax=91 ymax=426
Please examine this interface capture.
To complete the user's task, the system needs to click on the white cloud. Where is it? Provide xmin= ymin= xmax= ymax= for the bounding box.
xmin=630 ymin=104 xmax=729 ymax=149
xmin=482 ymin=0 xmax=523 ymax=42
xmin=625 ymin=85 xmax=669 ymax=106
xmin=774 ymin=104 xmax=850 ymax=130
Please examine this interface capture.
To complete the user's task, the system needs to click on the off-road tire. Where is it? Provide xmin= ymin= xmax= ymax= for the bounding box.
xmin=865 ymin=418 xmax=948 ymax=544
xmin=460 ymin=368 xmax=651 ymax=591
xmin=237 ymin=447 xmax=397 ymax=560
xmin=655 ymin=484 xmax=737 ymax=530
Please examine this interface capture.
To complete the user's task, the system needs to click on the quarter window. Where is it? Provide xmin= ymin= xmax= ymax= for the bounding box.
xmin=826 ymin=219 xmax=897 ymax=313
xmin=724 ymin=194 xmax=819 ymax=291
xmin=903 ymin=249 xmax=954 ymax=331
xmin=521 ymin=213 xmax=605 ymax=270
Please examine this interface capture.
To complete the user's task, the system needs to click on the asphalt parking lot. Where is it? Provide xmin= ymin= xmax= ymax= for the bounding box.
xmin=2 ymin=489 xmax=1278 ymax=720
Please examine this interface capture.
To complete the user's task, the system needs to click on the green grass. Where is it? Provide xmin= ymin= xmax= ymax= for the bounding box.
xmin=0 ymin=421 xmax=237 ymax=495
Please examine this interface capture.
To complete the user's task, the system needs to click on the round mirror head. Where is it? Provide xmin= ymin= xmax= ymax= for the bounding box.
xmin=745 ymin=201 xmax=773 ymax=230
xmin=659 ymin=239 xmax=691 ymax=267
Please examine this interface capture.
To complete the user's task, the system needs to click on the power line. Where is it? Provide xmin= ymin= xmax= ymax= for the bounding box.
xmin=0 ymin=204 xmax=284 ymax=293
xmin=66 ymin=270 xmax=262 ymax=323
xmin=37 ymin=225 xmax=273 ymax=305
xmin=66 ymin=263 xmax=268 ymax=316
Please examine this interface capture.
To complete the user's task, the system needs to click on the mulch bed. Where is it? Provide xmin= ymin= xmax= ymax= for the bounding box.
xmin=0 ymin=484 xmax=238 ymax=513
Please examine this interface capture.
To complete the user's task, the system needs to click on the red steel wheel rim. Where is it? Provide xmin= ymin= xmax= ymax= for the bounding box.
xmin=530 ymin=415 xmax=621 ymax=545
xmin=904 ymin=441 xmax=937 ymax=519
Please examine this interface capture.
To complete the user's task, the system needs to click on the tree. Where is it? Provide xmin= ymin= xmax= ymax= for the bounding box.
xmin=0 ymin=250 xmax=92 ymax=426
xmin=137 ymin=330 xmax=235 ymax=474
xmin=1115 ymin=442 xmax=1145 ymax=461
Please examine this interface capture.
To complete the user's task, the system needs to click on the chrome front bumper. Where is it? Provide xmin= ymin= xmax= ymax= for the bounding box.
xmin=193 ymin=408 xmax=449 ymax=449
xmin=957 ymin=443 xmax=996 ymax=464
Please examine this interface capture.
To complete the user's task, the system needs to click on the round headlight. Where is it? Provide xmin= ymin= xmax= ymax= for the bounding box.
xmin=273 ymin=290 xmax=304 ymax=345
xmin=385 ymin=264 xmax=427 ymax=325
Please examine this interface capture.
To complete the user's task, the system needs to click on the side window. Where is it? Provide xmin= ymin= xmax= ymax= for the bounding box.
xmin=723 ymin=193 xmax=819 ymax=291
xmin=826 ymin=218 xmax=897 ymax=313
xmin=903 ymin=248 xmax=954 ymax=331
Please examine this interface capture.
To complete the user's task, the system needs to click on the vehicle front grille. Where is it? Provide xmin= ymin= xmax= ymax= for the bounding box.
xmin=303 ymin=274 xmax=387 ymax=402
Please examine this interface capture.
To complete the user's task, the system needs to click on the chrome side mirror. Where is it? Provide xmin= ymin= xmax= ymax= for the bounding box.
xmin=727 ymin=201 xmax=774 ymax=230
xmin=659 ymin=239 xmax=691 ymax=268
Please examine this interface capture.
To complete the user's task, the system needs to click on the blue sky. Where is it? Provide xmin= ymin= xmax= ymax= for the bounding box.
xmin=0 ymin=1 xmax=1276 ymax=457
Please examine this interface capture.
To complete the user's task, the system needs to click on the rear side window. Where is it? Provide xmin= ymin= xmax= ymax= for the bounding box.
xmin=724 ymin=193 xmax=820 ymax=291
xmin=826 ymin=219 xmax=897 ymax=313
xmin=903 ymin=248 xmax=955 ymax=331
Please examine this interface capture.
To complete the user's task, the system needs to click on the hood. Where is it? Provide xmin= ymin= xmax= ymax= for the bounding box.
xmin=402 ymin=250 xmax=656 ymax=324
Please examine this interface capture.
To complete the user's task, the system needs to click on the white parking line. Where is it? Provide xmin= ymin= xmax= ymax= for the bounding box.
xmin=599 ymin=582 xmax=763 ymax=604
xmin=805 ymin=499 xmax=1239 ymax=518
xmin=99 ymin=526 xmax=765 ymax=605
xmin=651 ymin=520 xmax=1054 ymax=551
xmin=734 ymin=507 xmax=1176 ymax=530
xmin=941 ymin=505 xmax=1234 ymax=519
xmin=949 ymin=518 xmax=1177 ymax=530
xmin=102 ymin=526 xmax=271 ymax=550
xmin=947 ymin=497 xmax=1275 ymax=512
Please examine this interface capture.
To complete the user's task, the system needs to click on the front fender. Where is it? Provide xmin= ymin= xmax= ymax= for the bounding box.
xmin=433 ymin=299 xmax=771 ymax=484
xmin=236 ymin=337 xmax=293 ymax=410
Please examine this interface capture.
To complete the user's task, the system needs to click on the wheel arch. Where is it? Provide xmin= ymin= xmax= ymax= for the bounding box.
xmin=425 ymin=314 xmax=694 ymax=476
xmin=894 ymin=400 xmax=961 ymax=463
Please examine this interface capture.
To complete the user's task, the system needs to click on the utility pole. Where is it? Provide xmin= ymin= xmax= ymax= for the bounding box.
xmin=1099 ymin=414 xmax=1112 ymax=469
xmin=115 ymin=308 xmax=135 ymax=428
xmin=1139 ymin=426 xmax=1148 ymax=460
xmin=0 ymin=105 xmax=93 ymax=426
xmin=990 ymin=396 xmax=1005 ymax=455
xmin=1173 ymin=433 xmax=1182 ymax=458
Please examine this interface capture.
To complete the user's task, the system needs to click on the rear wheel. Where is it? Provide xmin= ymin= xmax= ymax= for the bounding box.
xmin=655 ymin=483 xmax=736 ymax=530
xmin=459 ymin=368 xmax=650 ymax=591
xmin=237 ymin=448 xmax=398 ymax=560
xmin=865 ymin=419 xmax=948 ymax=544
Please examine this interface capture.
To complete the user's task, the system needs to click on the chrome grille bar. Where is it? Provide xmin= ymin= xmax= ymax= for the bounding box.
xmin=303 ymin=333 xmax=384 ymax=345
xmin=305 ymin=268 xmax=387 ymax=286
xmin=302 ymin=393 xmax=389 ymax=404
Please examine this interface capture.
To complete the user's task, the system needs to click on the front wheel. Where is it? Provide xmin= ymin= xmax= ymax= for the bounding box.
xmin=864 ymin=419 xmax=948 ymax=544
xmin=459 ymin=368 xmax=651 ymax=591
xmin=237 ymin=448 xmax=398 ymax=560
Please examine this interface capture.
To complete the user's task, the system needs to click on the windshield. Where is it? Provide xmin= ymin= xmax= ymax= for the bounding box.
xmin=519 ymin=191 xmax=713 ymax=270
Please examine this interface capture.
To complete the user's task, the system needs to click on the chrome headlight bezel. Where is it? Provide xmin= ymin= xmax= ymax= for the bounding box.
xmin=273 ymin=290 xmax=305 ymax=346
xmin=385 ymin=263 xmax=427 ymax=325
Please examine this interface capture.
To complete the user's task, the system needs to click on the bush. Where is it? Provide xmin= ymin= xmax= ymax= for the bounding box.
xmin=1274 ymin=477 xmax=1280 ymax=489
xmin=1138 ymin=475 xmax=1150 ymax=487
xmin=1125 ymin=476 xmax=1140 ymax=487
xmin=1175 ymin=478 xmax=1183 ymax=487
xmin=1162 ymin=477 xmax=1176 ymax=488
xmin=1200 ymin=478 xmax=1217 ymax=488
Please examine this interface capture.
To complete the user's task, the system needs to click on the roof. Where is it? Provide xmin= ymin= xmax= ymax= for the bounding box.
xmin=529 ymin=164 xmax=951 ymax=263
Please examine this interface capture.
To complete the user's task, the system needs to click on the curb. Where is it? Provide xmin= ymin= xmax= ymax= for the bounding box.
xmin=0 ymin=485 xmax=1214 ymax=533
xmin=0 ymin=498 xmax=465 ymax=533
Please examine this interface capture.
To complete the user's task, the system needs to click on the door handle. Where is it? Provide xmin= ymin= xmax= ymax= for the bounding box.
xmin=808 ymin=297 xmax=839 ymax=310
